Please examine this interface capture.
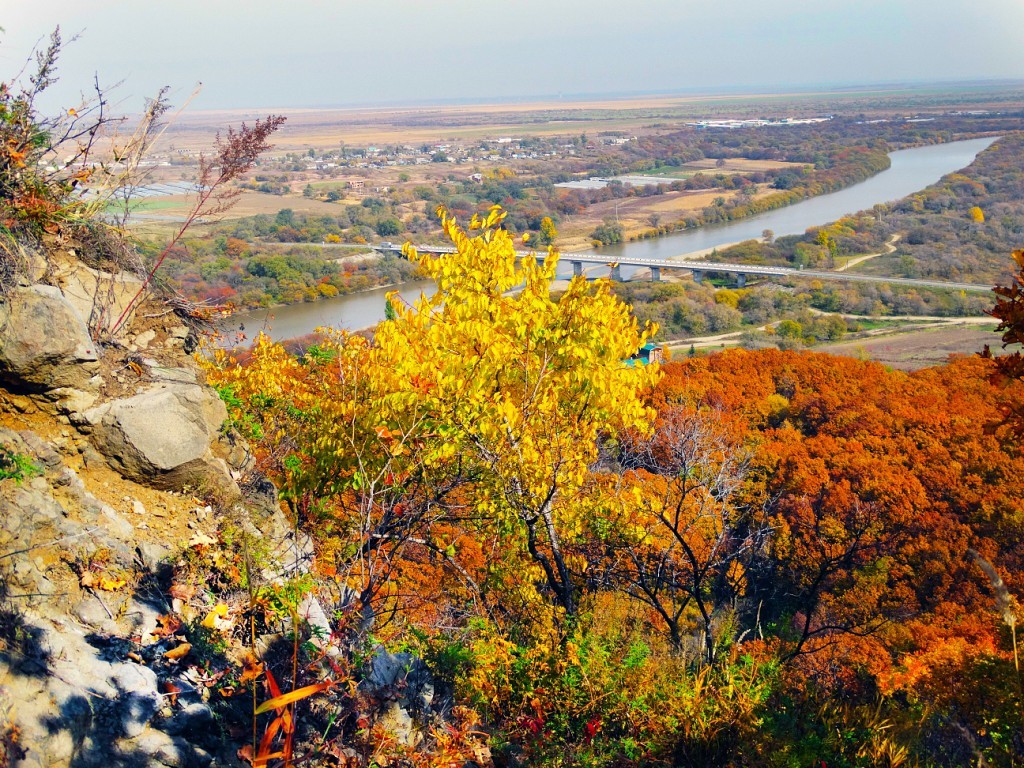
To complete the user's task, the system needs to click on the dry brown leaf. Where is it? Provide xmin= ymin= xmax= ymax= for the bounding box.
xmin=239 ymin=652 xmax=265 ymax=684
xmin=152 ymin=614 xmax=182 ymax=638
xmin=163 ymin=643 xmax=192 ymax=661
xmin=169 ymin=583 xmax=196 ymax=601
xmin=162 ymin=680 xmax=182 ymax=706
xmin=237 ymin=744 xmax=255 ymax=766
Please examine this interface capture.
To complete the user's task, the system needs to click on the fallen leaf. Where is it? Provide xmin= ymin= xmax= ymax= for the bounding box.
xmin=169 ymin=583 xmax=196 ymax=601
xmin=239 ymin=652 xmax=265 ymax=684
xmin=201 ymin=603 xmax=234 ymax=632
xmin=152 ymin=614 xmax=182 ymax=638
xmin=474 ymin=745 xmax=492 ymax=763
xmin=80 ymin=572 xmax=98 ymax=588
xmin=162 ymin=680 xmax=182 ymax=706
xmin=98 ymin=576 xmax=127 ymax=591
xmin=163 ymin=643 xmax=192 ymax=661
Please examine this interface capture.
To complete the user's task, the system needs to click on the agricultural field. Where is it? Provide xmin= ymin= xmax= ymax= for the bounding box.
xmin=816 ymin=321 xmax=1001 ymax=370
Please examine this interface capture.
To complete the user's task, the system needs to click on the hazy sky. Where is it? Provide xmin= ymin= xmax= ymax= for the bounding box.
xmin=3 ymin=0 xmax=1024 ymax=112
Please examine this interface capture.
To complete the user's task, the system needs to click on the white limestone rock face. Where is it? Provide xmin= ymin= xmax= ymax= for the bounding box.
xmin=0 ymin=285 xmax=99 ymax=391
xmin=84 ymin=383 xmax=230 ymax=491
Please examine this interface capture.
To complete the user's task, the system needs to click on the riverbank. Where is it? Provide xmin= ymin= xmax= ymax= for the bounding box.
xmin=591 ymin=137 xmax=999 ymax=267
xmin=215 ymin=277 xmax=437 ymax=345
xmin=212 ymin=138 xmax=998 ymax=343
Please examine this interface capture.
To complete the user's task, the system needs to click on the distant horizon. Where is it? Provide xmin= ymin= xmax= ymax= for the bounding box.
xmin=159 ymin=78 xmax=1024 ymax=117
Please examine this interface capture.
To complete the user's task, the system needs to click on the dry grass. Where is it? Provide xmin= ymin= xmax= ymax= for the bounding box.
xmin=815 ymin=324 xmax=1001 ymax=370
xmin=682 ymin=158 xmax=807 ymax=172
xmin=556 ymin=186 xmax=777 ymax=249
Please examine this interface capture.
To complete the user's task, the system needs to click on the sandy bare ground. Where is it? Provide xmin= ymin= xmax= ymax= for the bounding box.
xmin=557 ymin=186 xmax=776 ymax=251
xmin=815 ymin=323 xmax=1001 ymax=370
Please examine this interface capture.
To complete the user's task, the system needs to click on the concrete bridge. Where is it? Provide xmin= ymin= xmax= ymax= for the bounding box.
xmin=561 ymin=253 xmax=993 ymax=293
xmin=373 ymin=243 xmax=993 ymax=294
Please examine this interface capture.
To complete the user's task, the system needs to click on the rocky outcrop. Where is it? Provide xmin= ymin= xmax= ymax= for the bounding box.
xmin=0 ymin=405 xmax=324 ymax=768
xmin=0 ymin=427 xmax=218 ymax=767
xmin=50 ymin=260 xmax=144 ymax=337
xmin=0 ymin=271 xmax=296 ymax=766
xmin=0 ymin=285 xmax=99 ymax=391
xmin=0 ymin=270 xmax=443 ymax=766
xmin=362 ymin=648 xmax=437 ymax=747
xmin=81 ymin=384 xmax=232 ymax=493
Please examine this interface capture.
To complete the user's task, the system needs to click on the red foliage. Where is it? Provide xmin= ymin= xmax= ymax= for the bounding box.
xmin=652 ymin=350 xmax=1023 ymax=693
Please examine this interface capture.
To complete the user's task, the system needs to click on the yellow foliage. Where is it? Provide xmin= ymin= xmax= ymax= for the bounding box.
xmin=382 ymin=206 xmax=660 ymax=609
xmin=205 ymin=205 xmax=660 ymax=619
xmin=715 ymin=289 xmax=740 ymax=309
xmin=80 ymin=571 xmax=128 ymax=591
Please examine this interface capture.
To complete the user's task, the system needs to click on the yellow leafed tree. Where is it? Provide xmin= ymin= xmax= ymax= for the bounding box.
xmin=377 ymin=206 xmax=660 ymax=616
xmin=207 ymin=205 xmax=660 ymax=621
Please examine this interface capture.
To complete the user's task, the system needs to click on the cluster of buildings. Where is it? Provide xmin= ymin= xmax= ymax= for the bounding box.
xmin=278 ymin=134 xmax=637 ymax=173
xmin=687 ymin=116 xmax=833 ymax=129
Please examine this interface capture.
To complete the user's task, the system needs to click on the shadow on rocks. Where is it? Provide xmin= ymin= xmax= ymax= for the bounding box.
xmin=0 ymin=576 xmax=52 ymax=679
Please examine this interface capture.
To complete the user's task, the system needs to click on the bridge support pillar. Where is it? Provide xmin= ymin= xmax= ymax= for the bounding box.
xmin=572 ymin=260 xmax=583 ymax=277
xmin=736 ymin=273 xmax=746 ymax=288
xmin=650 ymin=266 xmax=661 ymax=282
xmin=609 ymin=264 xmax=622 ymax=281
xmin=692 ymin=270 xmax=704 ymax=285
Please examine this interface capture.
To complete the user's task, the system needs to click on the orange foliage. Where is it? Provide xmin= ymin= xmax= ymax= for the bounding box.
xmin=652 ymin=350 xmax=1024 ymax=695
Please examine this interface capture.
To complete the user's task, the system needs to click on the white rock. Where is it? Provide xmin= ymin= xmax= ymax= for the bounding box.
xmin=134 ymin=329 xmax=157 ymax=349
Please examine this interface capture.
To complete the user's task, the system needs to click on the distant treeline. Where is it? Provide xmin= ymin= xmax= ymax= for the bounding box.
xmin=146 ymin=234 xmax=421 ymax=309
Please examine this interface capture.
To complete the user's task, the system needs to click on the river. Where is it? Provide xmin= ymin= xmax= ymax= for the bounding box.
xmin=219 ymin=136 xmax=998 ymax=344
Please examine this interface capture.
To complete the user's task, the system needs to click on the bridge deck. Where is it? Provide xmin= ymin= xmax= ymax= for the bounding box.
xmin=372 ymin=244 xmax=994 ymax=294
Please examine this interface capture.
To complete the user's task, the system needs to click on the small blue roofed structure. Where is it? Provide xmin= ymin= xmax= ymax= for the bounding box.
xmin=627 ymin=342 xmax=664 ymax=366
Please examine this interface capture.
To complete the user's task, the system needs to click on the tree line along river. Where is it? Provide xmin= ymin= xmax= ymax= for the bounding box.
xmin=218 ymin=136 xmax=998 ymax=345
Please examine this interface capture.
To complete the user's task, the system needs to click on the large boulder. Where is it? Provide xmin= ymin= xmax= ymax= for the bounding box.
xmin=83 ymin=383 xmax=232 ymax=492
xmin=51 ymin=260 xmax=144 ymax=337
xmin=0 ymin=285 xmax=99 ymax=391
xmin=362 ymin=648 xmax=436 ymax=746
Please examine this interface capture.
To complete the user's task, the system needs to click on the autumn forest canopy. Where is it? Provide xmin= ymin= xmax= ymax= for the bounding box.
xmin=198 ymin=206 xmax=1024 ymax=767
xmin=3 ymin=34 xmax=1024 ymax=768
